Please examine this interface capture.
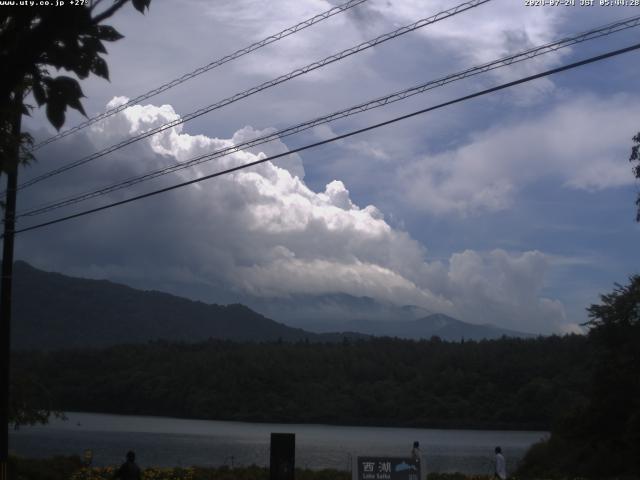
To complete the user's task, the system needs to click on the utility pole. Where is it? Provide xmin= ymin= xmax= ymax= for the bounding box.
xmin=0 ymin=90 xmax=22 ymax=480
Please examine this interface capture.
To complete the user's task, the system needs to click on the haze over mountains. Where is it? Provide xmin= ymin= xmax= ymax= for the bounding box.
xmin=12 ymin=261 xmax=534 ymax=350
xmin=249 ymin=293 xmax=534 ymax=340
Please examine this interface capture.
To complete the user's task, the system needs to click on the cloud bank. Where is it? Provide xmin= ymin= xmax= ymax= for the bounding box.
xmin=397 ymin=94 xmax=640 ymax=216
xmin=16 ymin=97 xmax=577 ymax=334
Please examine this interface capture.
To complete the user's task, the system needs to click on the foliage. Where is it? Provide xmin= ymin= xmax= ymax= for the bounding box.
xmin=2 ymin=0 xmax=152 ymax=431
xmin=9 ymin=373 xmax=66 ymax=429
xmin=8 ymin=455 xmax=83 ymax=480
xmin=9 ymin=456 xmax=604 ymax=480
xmin=584 ymin=276 xmax=640 ymax=443
xmin=9 ymin=459 xmax=349 ymax=480
xmin=517 ymin=276 xmax=640 ymax=478
xmin=11 ymin=261 xmax=340 ymax=350
xmin=630 ymin=133 xmax=640 ymax=222
xmin=0 ymin=0 xmax=151 ymax=174
xmin=426 ymin=475 xmax=493 ymax=480
xmin=13 ymin=335 xmax=590 ymax=430
xmin=128 ymin=466 xmax=347 ymax=480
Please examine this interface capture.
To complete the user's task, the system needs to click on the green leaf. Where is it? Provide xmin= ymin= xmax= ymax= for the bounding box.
xmin=66 ymin=95 xmax=87 ymax=117
xmin=44 ymin=76 xmax=88 ymax=124
xmin=95 ymin=25 xmax=124 ymax=42
xmin=46 ymin=100 xmax=65 ymax=131
xmin=90 ymin=56 xmax=109 ymax=80
xmin=73 ymin=52 xmax=92 ymax=79
xmin=32 ymin=81 xmax=46 ymax=106
xmin=132 ymin=0 xmax=151 ymax=13
xmin=82 ymin=36 xmax=107 ymax=54
xmin=52 ymin=76 xmax=86 ymax=101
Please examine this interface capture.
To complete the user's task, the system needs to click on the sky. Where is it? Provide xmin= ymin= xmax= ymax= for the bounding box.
xmin=11 ymin=0 xmax=640 ymax=335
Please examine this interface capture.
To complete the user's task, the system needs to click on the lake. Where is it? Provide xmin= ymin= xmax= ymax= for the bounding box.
xmin=10 ymin=412 xmax=547 ymax=474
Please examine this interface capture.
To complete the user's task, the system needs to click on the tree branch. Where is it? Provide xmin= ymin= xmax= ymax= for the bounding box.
xmin=92 ymin=0 xmax=128 ymax=24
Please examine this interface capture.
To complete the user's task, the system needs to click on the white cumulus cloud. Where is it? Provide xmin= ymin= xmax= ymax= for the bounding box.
xmin=397 ymin=94 xmax=640 ymax=215
xmin=19 ymin=98 xmax=574 ymax=334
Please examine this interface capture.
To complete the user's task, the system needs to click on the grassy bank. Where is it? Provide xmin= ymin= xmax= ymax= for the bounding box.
xmin=69 ymin=465 xmax=351 ymax=480
xmin=9 ymin=456 xmax=354 ymax=480
xmin=70 ymin=470 xmax=497 ymax=480
xmin=10 ymin=456 xmax=597 ymax=480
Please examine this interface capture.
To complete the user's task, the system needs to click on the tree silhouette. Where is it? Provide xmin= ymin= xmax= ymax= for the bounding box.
xmin=518 ymin=276 xmax=640 ymax=478
xmin=1 ymin=0 xmax=151 ymax=472
xmin=583 ymin=276 xmax=640 ymax=471
xmin=630 ymin=133 xmax=640 ymax=221
xmin=1 ymin=0 xmax=151 ymax=172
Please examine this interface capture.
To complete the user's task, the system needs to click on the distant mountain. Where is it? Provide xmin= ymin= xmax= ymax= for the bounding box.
xmin=10 ymin=261 xmax=533 ymax=350
xmin=247 ymin=293 xmax=432 ymax=324
xmin=307 ymin=314 xmax=536 ymax=341
xmin=10 ymin=261 xmax=365 ymax=350
xmin=249 ymin=294 xmax=534 ymax=341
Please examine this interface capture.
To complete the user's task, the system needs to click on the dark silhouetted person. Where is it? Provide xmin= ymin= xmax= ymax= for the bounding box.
xmin=494 ymin=446 xmax=506 ymax=480
xmin=114 ymin=451 xmax=141 ymax=480
xmin=411 ymin=440 xmax=421 ymax=462
xmin=411 ymin=441 xmax=424 ymax=479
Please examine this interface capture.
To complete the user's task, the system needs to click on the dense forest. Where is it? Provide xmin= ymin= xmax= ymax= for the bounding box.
xmin=517 ymin=276 xmax=640 ymax=478
xmin=13 ymin=335 xmax=590 ymax=430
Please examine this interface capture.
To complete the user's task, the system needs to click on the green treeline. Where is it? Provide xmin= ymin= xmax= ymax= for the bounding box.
xmin=13 ymin=335 xmax=590 ymax=430
xmin=9 ymin=456 xmax=490 ymax=480
xmin=517 ymin=276 xmax=640 ymax=478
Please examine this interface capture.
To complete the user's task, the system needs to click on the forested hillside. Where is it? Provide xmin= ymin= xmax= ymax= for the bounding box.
xmin=13 ymin=335 xmax=590 ymax=430
xmin=11 ymin=261 xmax=364 ymax=348
xmin=10 ymin=261 xmax=529 ymax=347
xmin=517 ymin=276 xmax=640 ymax=478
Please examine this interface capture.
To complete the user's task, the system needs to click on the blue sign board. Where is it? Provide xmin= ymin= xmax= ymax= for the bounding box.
xmin=355 ymin=456 xmax=421 ymax=480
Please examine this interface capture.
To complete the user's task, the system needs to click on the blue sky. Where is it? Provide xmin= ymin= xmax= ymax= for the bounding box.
xmin=14 ymin=0 xmax=640 ymax=334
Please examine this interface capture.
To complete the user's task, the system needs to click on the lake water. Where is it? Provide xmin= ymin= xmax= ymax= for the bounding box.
xmin=10 ymin=412 xmax=548 ymax=474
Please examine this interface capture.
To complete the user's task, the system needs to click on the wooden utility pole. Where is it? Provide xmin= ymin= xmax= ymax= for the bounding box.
xmin=0 ymin=91 xmax=22 ymax=480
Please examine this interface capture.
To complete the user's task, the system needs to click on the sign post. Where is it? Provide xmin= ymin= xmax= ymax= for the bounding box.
xmin=270 ymin=433 xmax=295 ymax=480
xmin=355 ymin=457 xmax=421 ymax=480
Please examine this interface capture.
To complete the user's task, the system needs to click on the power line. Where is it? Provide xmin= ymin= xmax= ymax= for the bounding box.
xmin=10 ymin=41 xmax=640 ymax=237
xmin=30 ymin=0 xmax=370 ymax=151
xmin=16 ymin=14 xmax=640 ymax=219
xmin=16 ymin=0 xmax=490 ymax=191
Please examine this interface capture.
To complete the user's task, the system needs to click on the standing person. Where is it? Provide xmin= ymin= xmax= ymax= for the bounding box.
xmin=411 ymin=441 xmax=421 ymax=462
xmin=114 ymin=451 xmax=141 ymax=480
xmin=411 ymin=441 xmax=424 ymax=479
xmin=494 ymin=446 xmax=507 ymax=480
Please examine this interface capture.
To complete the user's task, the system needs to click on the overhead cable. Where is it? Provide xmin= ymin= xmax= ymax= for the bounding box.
xmin=31 ymin=0 xmax=370 ymax=151
xmin=16 ymin=14 xmax=640 ymax=219
xmin=10 ymin=41 xmax=640 ymax=236
xmin=16 ymin=0 xmax=491 ymax=191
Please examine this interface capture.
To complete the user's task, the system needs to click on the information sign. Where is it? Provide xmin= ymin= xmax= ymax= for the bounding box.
xmin=355 ymin=456 xmax=420 ymax=480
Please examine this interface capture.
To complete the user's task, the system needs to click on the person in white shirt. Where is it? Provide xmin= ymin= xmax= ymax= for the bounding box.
xmin=494 ymin=446 xmax=507 ymax=480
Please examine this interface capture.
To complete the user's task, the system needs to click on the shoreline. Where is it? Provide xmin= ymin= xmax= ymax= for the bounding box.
xmin=25 ymin=410 xmax=552 ymax=434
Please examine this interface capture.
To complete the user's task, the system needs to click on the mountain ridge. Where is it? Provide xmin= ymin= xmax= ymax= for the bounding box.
xmin=11 ymin=261 xmax=365 ymax=349
xmin=10 ymin=261 xmax=534 ymax=349
xmin=298 ymin=313 xmax=535 ymax=341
